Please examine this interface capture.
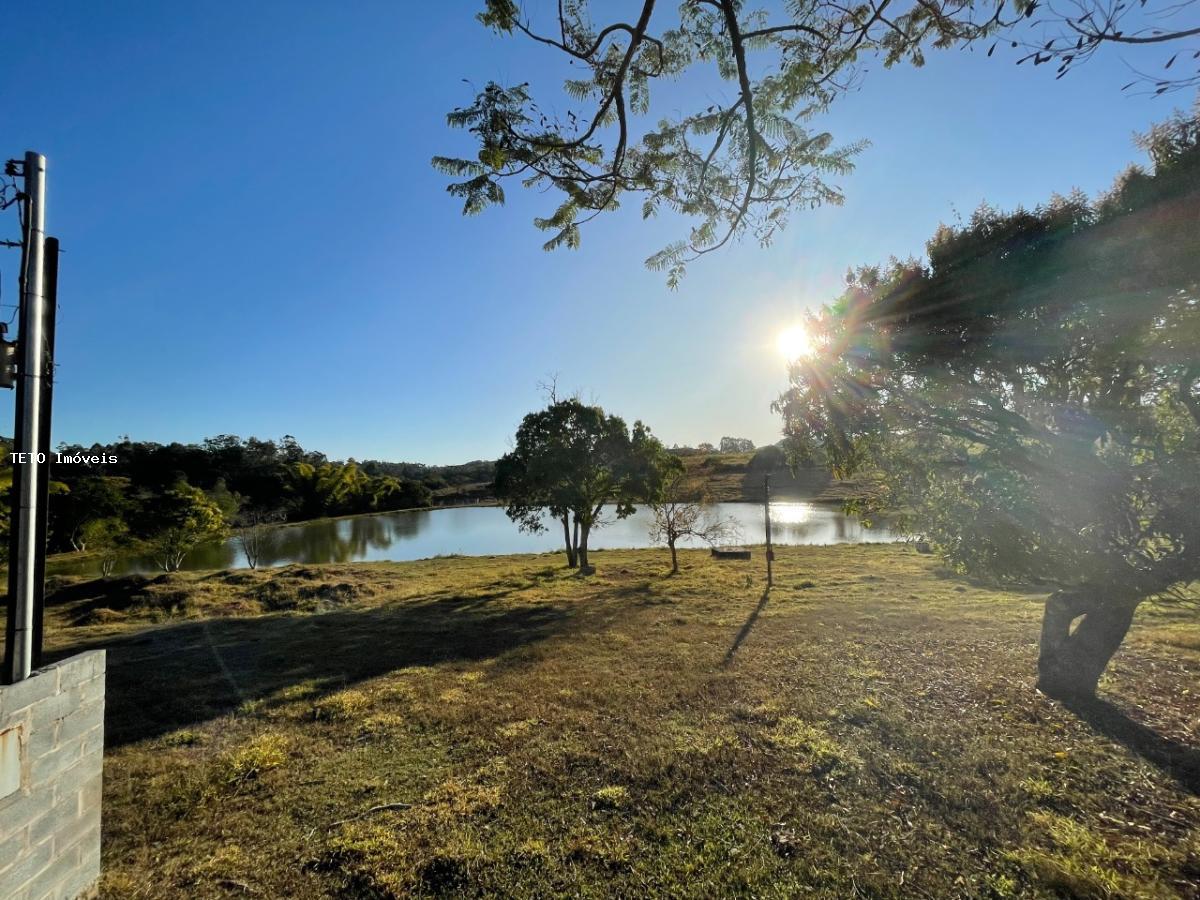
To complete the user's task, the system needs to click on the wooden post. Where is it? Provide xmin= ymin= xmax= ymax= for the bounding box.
xmin=764 ymin=473 xmax=773 ymax=588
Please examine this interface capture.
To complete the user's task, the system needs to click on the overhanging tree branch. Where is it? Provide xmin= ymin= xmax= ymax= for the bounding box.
xmin=439 ymin=0 xmax=1200 ymax=282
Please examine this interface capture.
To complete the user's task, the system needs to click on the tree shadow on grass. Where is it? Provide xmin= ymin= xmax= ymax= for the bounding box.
xmin=1064 ymin=695 xmax=1200 ymax=796
xmin=723 ymin=588 xmax=771 ymax=666
xmin=44 ymin=593 xmax=569 ymax=749
xmin=41 ymin=573 xmax=167 ymax=623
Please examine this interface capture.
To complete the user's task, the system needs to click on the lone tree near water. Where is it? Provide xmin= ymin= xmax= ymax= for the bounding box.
xmin=775 ymin=105 xmax=1200 ymax=700
xmin=235 ymin=510 xmax=281 ymax=570
xmin=494 ymin=398 xmax=674 ymax=569
xmin=140 ymin=482 xmax=229 ymax=572
xmin=648 ymin=468 xmax=735 ymax=573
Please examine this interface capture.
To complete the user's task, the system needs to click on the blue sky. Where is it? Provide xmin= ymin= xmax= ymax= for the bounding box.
xmin=0 ymin=2 xmax=1183 ymax=464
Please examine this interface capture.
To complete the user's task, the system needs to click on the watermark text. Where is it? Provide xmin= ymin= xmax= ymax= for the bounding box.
xmin=9 ymin=452 xmax=119 ymax=464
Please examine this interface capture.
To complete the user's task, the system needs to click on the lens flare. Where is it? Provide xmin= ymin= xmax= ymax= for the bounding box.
xmin=776 ymin=325 xmax=813 ymax=361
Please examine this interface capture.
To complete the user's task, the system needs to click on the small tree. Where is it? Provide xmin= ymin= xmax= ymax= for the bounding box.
xmin=648 ymin=470 xmax=735 ymax=574
xmin=142 ymin=482 xmax=227 ymax=572
xmin=235 ymin=509 xmax=280 ymax=570
xmin=495 ymin=399 xmax=674 ymax=569
xmin=81 ymin=517 xmax=130 ymax=578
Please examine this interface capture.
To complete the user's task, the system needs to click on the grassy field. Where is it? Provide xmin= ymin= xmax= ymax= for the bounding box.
xmin=26 ymin=545 xmax=1200 ymax=898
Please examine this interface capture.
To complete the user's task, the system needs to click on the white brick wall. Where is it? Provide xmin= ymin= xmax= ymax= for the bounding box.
xmin=0 ymin=651 xmax=105 ymax=900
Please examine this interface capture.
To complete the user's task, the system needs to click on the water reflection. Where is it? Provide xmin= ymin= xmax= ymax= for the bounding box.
xmin=255 ymin=511 xmax=433 ymax=567
xmin=767 ymin=502 xmax=866 ymax=543
xmin=50 ymin=502 xmax=897 ymax=577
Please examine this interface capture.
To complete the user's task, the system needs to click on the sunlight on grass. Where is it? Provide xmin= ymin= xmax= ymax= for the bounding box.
xmin=51 ymin=545 xmax=1200 ymax=897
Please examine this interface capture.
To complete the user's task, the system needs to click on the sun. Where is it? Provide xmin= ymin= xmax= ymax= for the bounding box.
xmin=776 ymin=324 xmax=813 ymax=361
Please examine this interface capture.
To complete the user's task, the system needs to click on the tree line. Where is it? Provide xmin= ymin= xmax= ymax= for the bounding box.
xmin=0 ymin=435 xmax=497 ymax=571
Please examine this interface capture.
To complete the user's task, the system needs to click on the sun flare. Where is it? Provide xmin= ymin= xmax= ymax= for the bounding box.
xmin=776 ymin=324 xmax=813 ymax=361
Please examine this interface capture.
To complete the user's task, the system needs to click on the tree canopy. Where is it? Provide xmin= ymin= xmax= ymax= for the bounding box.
xmin=439 ymin=0 xmax=1200 ymax=284
xmin=775 ymin=101 xmax=1200 ymax=698
xmin=494 ymin=398 xmax=677 ymax=568
xmin=139 ymin=481 xmax=229 ymax=572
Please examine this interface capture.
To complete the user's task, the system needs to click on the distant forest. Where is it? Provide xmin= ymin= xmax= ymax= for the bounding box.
xmin=0 ymin=435 xmax=496 ymax=556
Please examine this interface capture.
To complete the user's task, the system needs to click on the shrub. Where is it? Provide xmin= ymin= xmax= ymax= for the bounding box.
xmin=748 ymin=444 xmax=786 ymax=470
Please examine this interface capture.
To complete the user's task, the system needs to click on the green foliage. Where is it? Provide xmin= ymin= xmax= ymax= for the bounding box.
xmin=439 ymin=2 xmax=1196 ymax=283
xmin=778 ymin=104 xmax=1200 ymax=594
xmin=494 ymin=399 xmax=675 ymax=566
xmin=776 ymin=103 xmax=1200 ymax=693
xmin=140 ymin=482 xmax=229 ymax=572
xmin=53 ymin=474 xmax=130 ymax=551
xmin=291 ymin=459 xmax=432 ymax=520
xmin=44 ymin=435 xmax=444 ymax=559
xmin=206 ymin=478 xmax=242 ymax=521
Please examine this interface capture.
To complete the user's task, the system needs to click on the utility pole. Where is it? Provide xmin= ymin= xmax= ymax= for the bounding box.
xmin=764 ymin=473 xmax=773 ymax=588
xmin=31 ymin=236 xmax=59 ymax=669
xmin=4 ymin=151 xmax=48 ymax=684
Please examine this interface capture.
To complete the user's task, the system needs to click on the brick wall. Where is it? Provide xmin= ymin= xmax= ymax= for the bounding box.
xmin=0 ymin=651 xmax=105 ymax=900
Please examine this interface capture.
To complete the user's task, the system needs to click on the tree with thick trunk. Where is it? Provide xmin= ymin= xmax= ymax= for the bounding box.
xmin=1037 ymin=589 xmax=1141 ymax=700
xmin=777 ymin=106 xmax=1200 ymax=699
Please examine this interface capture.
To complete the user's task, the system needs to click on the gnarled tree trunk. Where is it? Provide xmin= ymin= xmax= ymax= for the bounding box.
xmin=1037 ymin=587 xmax=1140 ymax=700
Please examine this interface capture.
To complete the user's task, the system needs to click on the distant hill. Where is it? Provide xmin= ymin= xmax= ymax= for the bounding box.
xmin=432 ymin=449 xmax=861 ymax=506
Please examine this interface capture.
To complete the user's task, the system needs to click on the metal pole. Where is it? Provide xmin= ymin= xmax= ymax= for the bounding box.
xmin=3 ymin=151 xmax=47 ymax=684
xmin=764 ymin=473 xmax=773 ymax=588
xmin=31 ymin=237 xmax=58 ymax=669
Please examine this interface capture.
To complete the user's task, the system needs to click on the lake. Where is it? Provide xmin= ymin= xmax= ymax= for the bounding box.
xmin=51 ymin=502 xmax=899 ymax=577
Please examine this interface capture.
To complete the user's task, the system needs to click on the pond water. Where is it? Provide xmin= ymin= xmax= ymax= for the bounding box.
xmin=50 ymin=502 xmax=899 ymax=577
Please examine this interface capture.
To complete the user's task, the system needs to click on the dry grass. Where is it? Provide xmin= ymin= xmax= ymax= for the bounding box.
xmin=23 ymin=545 xmax=1200 ymax=898
xmin=677 ymin=452 xmax=861 ymax=502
